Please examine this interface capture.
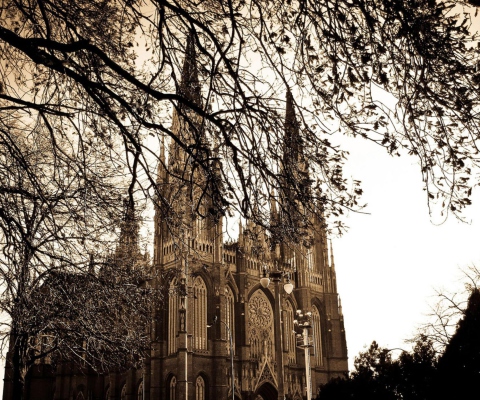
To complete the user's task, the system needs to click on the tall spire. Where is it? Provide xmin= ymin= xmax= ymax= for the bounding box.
xmin=168 ymin=30 xmax=205 ymax=170
xmin=270 ymin=190 xmax=278 ymax=225
xmin=284 ymin=89 xmax=302 ymax=165
xmin=178 ymin=30 xmax=202 ymax=109
xmin=117 ymin=198 xmax=140 ymax=268
xmin=157 ymin=134 xmax=166 ymax=184
xmin=238 ymin=218 xmax=243 ymax=243
xmin=329 ymin=239 xmax=335 ymax=270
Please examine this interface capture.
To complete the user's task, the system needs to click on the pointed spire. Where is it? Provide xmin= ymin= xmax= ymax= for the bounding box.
xmin=329 ymin=239 xmax=335 ymax=270
xmin=284 ymin=89 xmax=301 ymax=165
xmin=270 ymin=190 xmax=278 ymax=223
xmin=117 ymin=198 xmax=140 ymax=267
xmin=238 ymin=218 xmax=243 ymax=242
xmin=178 ymin=30 xmax=202 ymax=109
xmin=157 ymin=135 xmax=166 ymax=184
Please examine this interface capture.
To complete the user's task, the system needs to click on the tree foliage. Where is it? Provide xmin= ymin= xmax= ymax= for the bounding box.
xmin=0 ymin=114 xmax=158 ymax=399
xmin=432 ymin=288 xmax=480 ymax=400
xmin=416 ymin=265 xmax=480 ymax=352
xmin=318 ymin=285 xmax=480 ymax=400
xmin=1 ymin=0 xmax=480 ymax=240
xmin=317 ymin=337 xmax=438 ymax=400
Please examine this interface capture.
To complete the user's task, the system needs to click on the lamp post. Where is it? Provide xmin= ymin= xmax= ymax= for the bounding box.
xmin=260 ymin=267 xmax=294 ymax=400
xmin=208 ymin=317 xmax=234 ymax=400
xmin=294 ymin=310 xmax=313 ymax=400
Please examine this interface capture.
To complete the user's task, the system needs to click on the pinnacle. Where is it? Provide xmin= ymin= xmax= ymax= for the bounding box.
xmin=178 ymin=30 xmax=202 ymax=109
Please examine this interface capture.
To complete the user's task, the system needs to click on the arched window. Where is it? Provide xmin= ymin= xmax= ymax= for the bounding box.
xmin=196 ymin=376 xmax=205 ymax=400
xmin=168 ymin=279 xmax=179 ymax=354
xmin=284 ymin=301 xmax=296 ymax=365
xmin=312 ymin=306 xmax=323 ymax=366
xmin=137 ymin=380 xmax=144 ymax=400
xmin=193 ymin=276 xmax=207 ymax=350
xmin=120 ymin=384 xmax=127 ymax=400
xmin=105 ymin=386 xmax=110 ymax=400
xmin=225 ymin=285 xmax=235 ymax=355
xmin=169 ymin=376 xmax=177 ymax=400
xmin=307 ymin=248 xmax=314 ymax=272
xmin=76 ymin=393 xmax=85 ymax=400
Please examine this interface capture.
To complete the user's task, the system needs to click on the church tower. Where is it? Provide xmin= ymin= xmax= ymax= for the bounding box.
xmin=2 ymin=33 xmax=348 ymax=400
xmin=150 ymin=33 xmax=348 ymax=400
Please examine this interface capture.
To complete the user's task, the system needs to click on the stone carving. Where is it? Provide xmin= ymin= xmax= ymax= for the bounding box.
xmin=248 ymin=290 xmax=274 ymax=362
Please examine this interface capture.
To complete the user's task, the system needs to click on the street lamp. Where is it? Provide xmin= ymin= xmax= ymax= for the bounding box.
xmin=208 ymin=317 xmax=234 ymax=400
xmin=294 ymin=310 xmax=313 ymax=400
xmin=260 ymin=267 xmax=294 ymax=400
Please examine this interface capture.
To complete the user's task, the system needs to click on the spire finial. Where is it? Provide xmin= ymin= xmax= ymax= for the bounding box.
xmin=284 ymin=89 xmax=301 ymax=163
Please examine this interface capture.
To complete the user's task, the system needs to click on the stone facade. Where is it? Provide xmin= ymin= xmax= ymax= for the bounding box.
xmin=2 ymin=34 xmax=348 ymax=400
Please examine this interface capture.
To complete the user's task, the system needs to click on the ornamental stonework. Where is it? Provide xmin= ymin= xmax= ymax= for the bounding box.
xmin=249 ymin=291 xmax=273 ymax=327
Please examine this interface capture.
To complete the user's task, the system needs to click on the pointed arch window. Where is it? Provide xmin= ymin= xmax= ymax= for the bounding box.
xmin=137 ymin=380 xmax=144 ymax=400
xmin=168 ymin=279 xmax=179 ymax=354
xmin=307 ymin=248 xmax=314 ymax=272
xmin=225 ymin=285 xmax=235 ymax=355
xmin=120 ymin=384 xmax=127 ymax=400
xmin=169 ymin=376 xmax=177 ymax=400
xmin=196 ymin=376 xmax=205 ymax=400
xmin=193 ymin=276 xmax=207 ymax=350
xmin=284 ymin=301 xmax=296 ymax=365
xmin=312 ymin=306 xmax=323 ymax=366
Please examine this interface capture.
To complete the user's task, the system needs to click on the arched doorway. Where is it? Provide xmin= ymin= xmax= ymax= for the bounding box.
xmin=255 ymin=382 xmax=277 ymax=400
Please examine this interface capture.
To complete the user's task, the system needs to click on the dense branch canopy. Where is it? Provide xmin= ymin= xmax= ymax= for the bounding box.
xmin=1 ymin=0 xmax=480 ymax=238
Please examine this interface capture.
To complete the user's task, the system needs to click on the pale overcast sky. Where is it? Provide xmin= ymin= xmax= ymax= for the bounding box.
xmin=334 ymin=132 xmax=480 ymax=368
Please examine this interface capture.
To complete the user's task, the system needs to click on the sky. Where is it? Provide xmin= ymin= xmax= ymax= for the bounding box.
xmin=333 ymin=132 xmax=480 ymax=369
xmin=331 ymin=5 xmax=480 ymax=370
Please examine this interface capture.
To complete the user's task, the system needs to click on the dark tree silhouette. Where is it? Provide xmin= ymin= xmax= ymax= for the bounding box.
xmin=317 ymin=337 xmax=438 ymax=400
xmin=0 ymin=126 xmax=159 ymax=400
xmin=416 ymin=265 xmax=480 ymax=352
xmin=396 ymin=336 xmax=438 ymax=400
xmin=433 ymin=288 xmax=480 ymax=400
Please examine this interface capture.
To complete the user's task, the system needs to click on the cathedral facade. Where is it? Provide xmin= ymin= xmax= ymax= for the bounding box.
xmin=2 ymin=35 xmax=347 ymax=400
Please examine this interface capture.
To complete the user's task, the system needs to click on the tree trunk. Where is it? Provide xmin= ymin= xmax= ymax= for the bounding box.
xmin=11 ymin=333 xmax=28 ymax=400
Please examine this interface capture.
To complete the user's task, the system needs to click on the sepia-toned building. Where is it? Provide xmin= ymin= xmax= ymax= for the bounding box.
xmin=3 ymin=34 xmax=347 ymax=400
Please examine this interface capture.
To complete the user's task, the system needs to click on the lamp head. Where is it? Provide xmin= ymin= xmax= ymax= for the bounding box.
xmin=260 ymin=276 xmax=270 ymax=288
xmin=283 ymin=272 xmax=294 ymax=294
xmin=283 ymin=281 xmax=294 ymax=294
xmin=260 ymin=267 xmax=270 ymax=288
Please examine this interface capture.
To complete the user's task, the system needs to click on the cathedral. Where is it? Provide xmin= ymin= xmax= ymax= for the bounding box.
xmin=2 ymin=34 xmax=347 ymax=400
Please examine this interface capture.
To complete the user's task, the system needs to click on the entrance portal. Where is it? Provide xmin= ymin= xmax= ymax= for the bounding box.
xmin=254 ymin=382 xmax=277 ymax=400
